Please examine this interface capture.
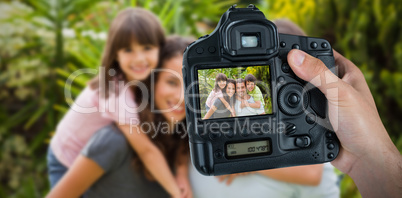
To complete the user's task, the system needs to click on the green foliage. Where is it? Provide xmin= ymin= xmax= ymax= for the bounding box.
xmin=1 ymin=0 xmax=401 ymax=197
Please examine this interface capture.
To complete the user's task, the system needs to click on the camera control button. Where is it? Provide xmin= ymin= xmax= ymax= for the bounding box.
xmin=262 ymin=124 xmax=271 ymax=134
xmin=292 ymin=44 xmax=300 ymax=49
xmin=208 ymin=46 xmax=216 ymax=53
xmin=209 ymin=132 xmax=221 ymax=140
xmin=327 ymin=143 xmax=335 ymax=150
xmin=285 ymin=123 xmax=296 ymax=136
xmin=280 ymin=41 xmax=286 ymax=48
xmin=310 ymin=42 xmax=318 ymax=49
xmin=321 ymin=42 xmax=328 ymax=48
xmin=327 ymin=153 xmax=335 ymax=159
xmin=277 ymin=76 xmax=285 ymax=83
xmin=240 ymin=129 xmax=249 ymax=137
xmin=278 ymin=84 xmax=308 ymax=115
xmin=306 ymin=113 xmax=316 ymax=124
xmin=295 ymin=136 xmax=311 ymax=148
xmin=214 ymin=150 xmax=223 ymax=159
xmin=281 ymin=63 xmax=290 ymax=73
xmin=196 ymin=47 xmax=204 ymax=54
xmin=325 ymin=131 xmax=333 ymax=138
xmin=224 ymin=129 xmax=234 ymax=138
xmin=288 ymin=93 xmax=300 ymax=106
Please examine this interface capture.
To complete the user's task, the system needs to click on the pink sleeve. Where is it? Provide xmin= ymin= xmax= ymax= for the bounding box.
xmin=205 ymin=91 xmax=216 ymax=107
xmin=206 ymin=90 xmax=224 ymax=107
xmin=70 ymin=86 xmax=101 ymax=114
xmin=216 ymin=90 xmax=223 ymax=98
xmin=100 ymin=87 xmax=140 ymax=126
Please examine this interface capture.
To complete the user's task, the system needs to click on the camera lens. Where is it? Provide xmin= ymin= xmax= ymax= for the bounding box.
xmin=241 ymin=33 xmax=260 ymax=48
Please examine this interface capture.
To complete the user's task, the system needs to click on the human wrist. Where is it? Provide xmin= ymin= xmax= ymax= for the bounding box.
xmin=348 ymin=134 xmax=401 ymax=197
xmin=176 ymin=164 xmax=188 ymax=176
xmin=168 ymin=185 xmax=181 ymax=198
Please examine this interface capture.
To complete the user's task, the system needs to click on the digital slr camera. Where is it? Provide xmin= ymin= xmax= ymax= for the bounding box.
xmin=182 ymin=4 xmax=340 ymax=175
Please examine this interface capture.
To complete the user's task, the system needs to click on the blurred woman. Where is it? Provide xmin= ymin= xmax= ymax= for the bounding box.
xmin=47 ymin=36 xmax=194 ymax=198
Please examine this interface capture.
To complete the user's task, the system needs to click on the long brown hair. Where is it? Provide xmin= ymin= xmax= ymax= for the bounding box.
xmin=89 ymin=8 xmax=165 ymax=97
xmin=213 ymin=73 xmax=227 ymax=92
xmin=223 ymin=78 xmax=236 ymax=109
xmin=132 ymin=35 xmax=194 ymax=178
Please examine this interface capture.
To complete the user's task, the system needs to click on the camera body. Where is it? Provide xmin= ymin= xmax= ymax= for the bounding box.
xmin=182 ymin=5 xmax=340 ymax=176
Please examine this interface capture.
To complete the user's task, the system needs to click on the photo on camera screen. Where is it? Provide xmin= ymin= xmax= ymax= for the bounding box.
xmin=198 ymin=65 xmax=272 ymax=120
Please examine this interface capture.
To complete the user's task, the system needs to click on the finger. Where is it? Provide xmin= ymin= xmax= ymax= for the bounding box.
xmin=333 ymin=50 xmax=364 ymax=83
xmin=180 ymin=185 xmax=188 ymax=195
xmin=333 ymin=49 xmax=352 ymax=79
xmin=187 ymin=189 xmax=193 ymax=198
xmin=217 ymin=176 xmax=226 ymax=182
xmin=287 ymin=49 xmax=349 ymax=102
xmin=333 ymin=50 xmax=377 ymax=109
xmin=182 ymin=190 xmax=188 ymax=198
xmin=226 ymin=175 xmax=236 ymax=185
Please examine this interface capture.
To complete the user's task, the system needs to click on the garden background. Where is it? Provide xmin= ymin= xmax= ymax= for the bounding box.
xmin=0 ymin=0 xmax=401 ymax=197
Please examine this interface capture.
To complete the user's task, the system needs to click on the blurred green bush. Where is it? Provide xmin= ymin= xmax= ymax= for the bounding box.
xmin=0 ymin=0 xmax=400 ymax=197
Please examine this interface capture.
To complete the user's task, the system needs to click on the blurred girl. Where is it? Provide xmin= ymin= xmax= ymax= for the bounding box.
xmin=204 ymin=73 xmax=235 ymax=117
xmin=47 ymin=7 xmax=187 ymax=197
xmin=47 ymin=36 xmax=194 ymax=198
xmin=203 ymin=79 xmax=236 ymax=119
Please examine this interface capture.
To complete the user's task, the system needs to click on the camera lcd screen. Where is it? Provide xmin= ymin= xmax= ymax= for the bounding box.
xmin=198 ymin=65 xmax=272 ymax=120
xmin=226 ymin=140 xmax=271 ymax=157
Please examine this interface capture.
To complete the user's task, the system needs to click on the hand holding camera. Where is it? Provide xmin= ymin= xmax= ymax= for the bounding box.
xmin=183 ymin=4 xmax=340 ymax=175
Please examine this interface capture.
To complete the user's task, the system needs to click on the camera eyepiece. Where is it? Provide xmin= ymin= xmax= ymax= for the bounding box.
xmin=219 ymin=5 xmax=279 ymax=57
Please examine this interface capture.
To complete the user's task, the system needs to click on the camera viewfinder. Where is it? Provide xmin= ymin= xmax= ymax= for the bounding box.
xmin=241 ymin=33 xmax=260 ymax=48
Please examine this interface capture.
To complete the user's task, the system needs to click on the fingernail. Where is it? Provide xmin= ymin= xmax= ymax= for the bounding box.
xmin=292 ymin=50 xmax=305 ymax=67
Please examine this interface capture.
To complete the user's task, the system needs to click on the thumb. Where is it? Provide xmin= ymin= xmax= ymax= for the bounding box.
xmin=287 ymin=49 xmax=346 ymax=102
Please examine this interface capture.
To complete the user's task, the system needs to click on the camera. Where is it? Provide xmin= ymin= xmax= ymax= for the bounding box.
xmin=182 ymin=4 xmax=340 ymax=175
